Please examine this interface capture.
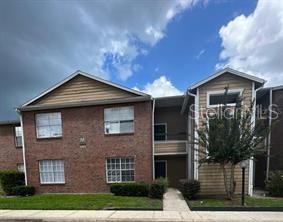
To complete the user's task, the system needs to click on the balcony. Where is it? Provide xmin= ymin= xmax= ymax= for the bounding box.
xmin=154 ymin=132 xmax=187 ymax=155
xmin=154 ymin=140 xmax=187 ymax=155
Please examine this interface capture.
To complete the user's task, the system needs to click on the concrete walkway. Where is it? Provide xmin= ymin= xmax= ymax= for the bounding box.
xmin=0 ymin=209 xmax=283 ymax=221
xmin=0 ymin=189 xmax=282 ymax=221
xmin=163 ymin=188 xmax=190 ymax=211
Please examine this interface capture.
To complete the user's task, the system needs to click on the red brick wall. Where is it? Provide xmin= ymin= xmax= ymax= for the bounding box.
xmin=22 ymin=101 xmax=153 ymax=193
xmin=0 ymin=124 xmax=23 ymax=170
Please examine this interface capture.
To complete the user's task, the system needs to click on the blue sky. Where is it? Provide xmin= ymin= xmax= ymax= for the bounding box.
xmin=1 ymin=0 xmax=283 ymax=120
xmin=117 ymin=0 xmax=258 ymax=92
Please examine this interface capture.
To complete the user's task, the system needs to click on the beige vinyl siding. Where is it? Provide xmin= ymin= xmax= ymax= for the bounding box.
xmin=197 ymin=73 xmax=252 ymax=195
xmin=198 ymin=164 xmax=249 ymax=195
xmin=31 ymin=75 xmax=137 ymax=106
xmin=155 ymin=141 xmax=187 ymax=154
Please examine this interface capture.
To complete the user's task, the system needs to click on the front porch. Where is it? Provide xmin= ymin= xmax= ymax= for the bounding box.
xmin=154 ymin=154 xmax=188 ymax=189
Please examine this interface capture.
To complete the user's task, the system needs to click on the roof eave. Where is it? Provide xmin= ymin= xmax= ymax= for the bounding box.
xmin=188 ymin=67 xmax=266 ymax=91
xmin=18 ymin=96 xmax=152 ymax=112
xmin=0 ymin=120 xmax=20 ymax=125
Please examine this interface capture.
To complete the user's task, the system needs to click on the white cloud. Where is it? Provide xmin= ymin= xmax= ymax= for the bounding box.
xmin=217 ymin=0 xmax=283 ymax=86
xmin=134 ymin=76 xmax=183 ymax=97
xmin=195 ymin=49 xmax=206 ymax=59
xmin=77 ymin=0 xmax=199 ymax=80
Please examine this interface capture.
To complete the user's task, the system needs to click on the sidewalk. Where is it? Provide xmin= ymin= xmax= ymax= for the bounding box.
xmin=0 ymin=209 xmax=283 ymax=221
xmin=0 ymin=189 xmax=282 ymax=221
xmin=163 ymin=188 xmax=190 ymax=211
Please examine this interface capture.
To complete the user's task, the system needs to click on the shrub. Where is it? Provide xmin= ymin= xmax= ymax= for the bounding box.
xmin=180 ymin=179 xmax=200 ymax=200
xmin=0 ymin=171 xmax=25 ymax=195
xmin=110 ymin=182 xmax=149 ymax=197
xmin=11 ymin=185 xmax=35 ymax=197
xmin=266 ymin=171 xmax=283 ymax=197
xmin=149 ymin=178 xmax=168 ymax=199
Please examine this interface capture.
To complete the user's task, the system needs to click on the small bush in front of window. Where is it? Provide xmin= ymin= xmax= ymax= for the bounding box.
xmin=110 ymin=182 xmax=149 ymax=197
xmin=180 ymin=179 xmax=200 ymax=200
xmin=0 ymin=171 xmax=25 ymax=196
xmin=266 ymin=171 xmax=283 ymax=197
xmin=11 ymin=185 xmax=35 ymax=197
xmin=149 ymin=178 xmax=168 ymax=199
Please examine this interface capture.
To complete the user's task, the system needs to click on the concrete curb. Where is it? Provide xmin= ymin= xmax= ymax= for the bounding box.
xmin=0 ymin=210 xmax=283 ymax=222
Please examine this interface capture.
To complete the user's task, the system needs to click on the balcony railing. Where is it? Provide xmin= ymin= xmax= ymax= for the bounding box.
xmin=154 ymin=133 xmax=187 ymax=155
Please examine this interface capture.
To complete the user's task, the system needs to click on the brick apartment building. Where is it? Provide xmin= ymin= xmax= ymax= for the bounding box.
xmin=0 ymin=68 xmax=282 ymax=195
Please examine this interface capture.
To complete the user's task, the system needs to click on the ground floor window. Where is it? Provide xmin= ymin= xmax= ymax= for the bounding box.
xmin=17 ymin=163 xmax=24 ymax=173
xmin=39 ymin=160 xmax=65 ymax=184
xmin=106 ymin=157 xmax=135 ymax=183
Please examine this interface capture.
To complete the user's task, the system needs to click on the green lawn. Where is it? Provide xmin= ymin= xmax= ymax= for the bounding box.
xmin=0 ymin=194 xmax=162 ymax=210
xmin=190 ymin=196 xmax=283 ymax=207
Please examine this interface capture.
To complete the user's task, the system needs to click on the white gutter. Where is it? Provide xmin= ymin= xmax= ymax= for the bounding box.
xmin=152 ymin=99 xmax=156 ymax=180
xmin=186 ymin=90 xmax=199 ymax=180
xmin=17 ymin=111 xmax=28 ymax=185
xmin=266 ymin=88 xmax=273 ymax=181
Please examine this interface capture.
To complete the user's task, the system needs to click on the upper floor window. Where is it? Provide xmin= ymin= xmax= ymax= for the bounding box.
xmin=14 ymin=126 xmax=22 ymax=147
xmin=36 ymin=112 xmax=62 ymax=138
xmin=104 ymin=106 xmax=134 ymax=134
xmin=154 ymin=123 xmax=167 ymax=141
xmin=207 ymin=89 xmax=242 ymax=108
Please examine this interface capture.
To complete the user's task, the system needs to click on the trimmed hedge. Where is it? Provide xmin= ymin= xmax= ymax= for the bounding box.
xmin=110 ymin=178 xmax=168 ymax=199
xmin=149 ymin=178 xmax=168 ymax=199
xmin=0 ymin=171 xmax=25 ymax=196
xmin=110 ymin=182 xmax=149 ymax=197
xmin=266 ymin=171 xmax=283 ymax=197
xmin=180 ymin=179 xmax=200 ymax=200
xmin=11 ymin=185 xmax=35 ymax=197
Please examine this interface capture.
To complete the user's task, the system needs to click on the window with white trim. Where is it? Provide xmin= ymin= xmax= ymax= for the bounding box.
xmin=207 ymin=90 xmax=242 ymax=108
xmin=104 ymin=106 xmax=134 ymax=134
xmin=154 ymin=123 xmax=167 ymax=141
xmin=14 ymin=126 xmax=23 ymax=147
xmin=106 ymin=157 xmax=135 ymax=183
xmin=39 ymin=160 xmax=65 ymax=184
xmin=36 ymin=112 xmax=62 ymax=138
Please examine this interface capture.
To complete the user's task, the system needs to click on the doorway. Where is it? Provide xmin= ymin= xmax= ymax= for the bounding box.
xmin=155 ymin=160 xmax=167 ymax=179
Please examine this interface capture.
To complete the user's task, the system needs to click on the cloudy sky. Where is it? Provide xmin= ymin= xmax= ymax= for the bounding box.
xmin=1 ymin=0 xmax=283 ymax=120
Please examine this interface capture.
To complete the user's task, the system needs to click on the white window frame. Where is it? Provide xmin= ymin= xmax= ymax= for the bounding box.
xmin=39 ymin=160 xmax=65 ymax=184
xmin=35 ymin=112 xmax=62 ymax=139
xmin=154 ymin=123 xmax=167 ymax=141
xmin=207 ymin=89 xmax=243 ymax=108
xmin=104 ymin=106 xmax=134 ymax=135
xmin=14 ymin=126 xmax=23 ymax=148
xmin=106 ymin=157 xmax=135 ymax=183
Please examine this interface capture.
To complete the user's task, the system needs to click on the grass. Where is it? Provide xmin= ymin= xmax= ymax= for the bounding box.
xmin=190 ymin=196 xmax=283 ymax=207
xmin=0 ymin=193 xmax=162 ymax=210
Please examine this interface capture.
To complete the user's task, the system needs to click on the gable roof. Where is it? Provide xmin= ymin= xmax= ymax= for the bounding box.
xmin=21 ymin=70 xmax=150 ymax=107
xmin=188 ymin=67 xmax=266 ymax=90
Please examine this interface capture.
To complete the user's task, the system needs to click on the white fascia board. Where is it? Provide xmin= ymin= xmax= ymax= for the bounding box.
xmin=188 ymin=67 xmax=266 ymax=91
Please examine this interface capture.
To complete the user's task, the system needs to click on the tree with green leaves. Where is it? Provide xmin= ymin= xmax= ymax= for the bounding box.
xmin=194 ymin=86 xmax=269 ymax=199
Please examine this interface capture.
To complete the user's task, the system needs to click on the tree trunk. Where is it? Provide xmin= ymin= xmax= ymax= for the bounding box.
xmin=221 ymin=163 xmax=236 ymax=200
xmin=229 ymin=164 xmax=236 ymax=199
xmin=221 ymin=164 xmax=230 ymax=199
